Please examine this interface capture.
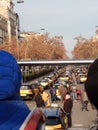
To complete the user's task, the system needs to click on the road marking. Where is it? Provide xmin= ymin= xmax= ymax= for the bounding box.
xmin=73 ymin=124 xmax=83 ymax=127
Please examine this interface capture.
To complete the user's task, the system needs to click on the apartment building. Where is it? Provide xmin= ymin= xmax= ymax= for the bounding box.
xmin=0 ymin=0 xmax=20 ymax=43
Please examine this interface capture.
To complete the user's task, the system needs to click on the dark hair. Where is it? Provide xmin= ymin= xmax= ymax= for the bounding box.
xmin=85 ymin=58 xmax=98 ymax=110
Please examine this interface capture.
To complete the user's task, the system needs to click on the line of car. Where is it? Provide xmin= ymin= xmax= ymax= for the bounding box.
xmin=20 ymin=65 xmax=89 ymax=130
xmin=19 ymin=67 xmax=72 ymax=130
xmin=19 ymin=67 xmax=67 ymax=100
xmin=74 ymin=66 xmax=88 ymax=84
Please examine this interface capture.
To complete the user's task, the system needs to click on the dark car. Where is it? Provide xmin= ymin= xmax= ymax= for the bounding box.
xmin=20 ymin=83 xmax=33 ymax=100
xmin=42 ymin=104 xmax=68 ymax=130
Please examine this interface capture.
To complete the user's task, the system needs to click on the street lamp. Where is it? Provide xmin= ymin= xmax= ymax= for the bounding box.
xmin=40 ymin=28 xmax=45 ymax=34
xmin=13 ymin=0 xmax=24 ymax=60
xmin=17 ymin=0 xmax=24 ymax=3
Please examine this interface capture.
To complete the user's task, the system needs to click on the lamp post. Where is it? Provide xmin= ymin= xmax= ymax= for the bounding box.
xmin=17 ymin=0 xmax=24 ymax=3
xmin=14 ymin=0 xmax=24 ymax=60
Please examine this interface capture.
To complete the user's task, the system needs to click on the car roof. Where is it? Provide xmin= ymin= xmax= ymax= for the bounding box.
xmin=42 ymin=107 xmax=61 ymax=117
xmin=21 ymin=83 xmax=32 ymax=86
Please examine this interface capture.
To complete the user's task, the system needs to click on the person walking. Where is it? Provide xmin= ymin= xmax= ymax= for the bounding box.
xmin=40 ymin=85 xmax=51 ymax=107
xmin=58 ymin=83 xmax=67 ymax=103
xmin=81 ymin=89 xmax=89 ymax=111
xmin=63 ymin=92 xmax=73 ymax=128
xmin=33 ymin=86 xmax=44 ymax=107
xmin=71 ymin=86 xmax=77 ymax=101
xmin=0 ymin=50 xmax=30 ymax=130
xmin=50 ymin=86 xmax=56 ymax=102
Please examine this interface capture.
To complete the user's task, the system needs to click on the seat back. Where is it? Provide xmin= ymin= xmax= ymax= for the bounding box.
xmin=20 ymin=107 xmax=44 ymax=130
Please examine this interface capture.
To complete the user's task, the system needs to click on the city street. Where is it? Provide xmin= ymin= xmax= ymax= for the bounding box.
xmin=25 ymin=97 xmax=97 ymax=129
xmin=25 ymin=75 xmax=97 ymax=130
xmin=24 ymin=70 xmax=98 ymax=129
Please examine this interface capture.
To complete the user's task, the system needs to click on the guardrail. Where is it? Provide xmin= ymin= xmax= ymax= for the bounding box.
xmin=18 ymin=59 xmax=95 ymax=66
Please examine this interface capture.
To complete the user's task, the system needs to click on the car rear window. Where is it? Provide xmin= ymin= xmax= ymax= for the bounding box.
xmin=20 ymin=85 xmax=31 ymax=89
xmin=46 ymin=116 xmax=61 ymax=125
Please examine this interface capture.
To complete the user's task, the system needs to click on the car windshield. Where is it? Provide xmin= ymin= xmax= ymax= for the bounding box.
xmin=80 ymin=75 xmax=86 ymax=77
xmin=20 ymin=86 xmax=29 ymax=89
xmin=46 ymin=116 xmax=61 ymax=125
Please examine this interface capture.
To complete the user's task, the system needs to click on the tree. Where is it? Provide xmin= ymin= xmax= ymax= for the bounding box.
xmin=72 ymin=35 xmax=98 ymax=59
xmin=0 ymin=32 xmax=68 ymax=60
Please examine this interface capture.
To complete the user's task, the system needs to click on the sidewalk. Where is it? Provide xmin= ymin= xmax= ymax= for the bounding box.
xmin=72 ymin=100 xmax=97 ymax=129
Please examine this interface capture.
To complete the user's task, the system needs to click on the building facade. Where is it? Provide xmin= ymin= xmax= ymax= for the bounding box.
xmin=0 ymin=0 xmax=20 ymax=43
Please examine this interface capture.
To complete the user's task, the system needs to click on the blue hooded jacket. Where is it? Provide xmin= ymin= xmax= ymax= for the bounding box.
xmin=0 ymin=50 xmax=30 ymax=130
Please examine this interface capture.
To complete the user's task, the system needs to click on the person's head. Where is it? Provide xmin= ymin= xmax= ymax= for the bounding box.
xmin=33 ymin=87 xmax=39 ymax=95
xmin=85 ymin=58 xmax=98 ymax=110
xmin=32 ymin=82 xmax=40 ymax=95
xmin=0 ymin=50 xmax=22 ymax=100
xmin=65 ymin=92 xmax=71 ymax=100
xmin=39 ymin=85 xmax=44 ymax=93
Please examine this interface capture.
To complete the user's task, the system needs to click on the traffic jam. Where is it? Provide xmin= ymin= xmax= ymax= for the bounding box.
xmin=19 ymin=64 xmax=88 ymax=130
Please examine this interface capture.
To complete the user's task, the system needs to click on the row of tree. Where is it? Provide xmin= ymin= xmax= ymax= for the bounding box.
xmin=0 ymin=32 xmax=68 ymax=60
xmin=0 ymin=32 xmax=98 ymax=59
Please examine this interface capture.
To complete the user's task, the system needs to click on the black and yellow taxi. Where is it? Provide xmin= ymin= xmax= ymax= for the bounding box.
xmin=42 ymin=104 xmax=68 ymax=130
xmin=77 ymin=73 xmax=87 ymax=83
xmin=19 ymin=83 xmax=33 ymax=100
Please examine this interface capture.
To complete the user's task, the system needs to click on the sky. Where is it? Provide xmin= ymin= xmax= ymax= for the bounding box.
xmin=14 ymin=0 xmax=98 ymax=58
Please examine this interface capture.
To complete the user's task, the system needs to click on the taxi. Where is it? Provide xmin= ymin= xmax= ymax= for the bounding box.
xmin=39 ymin=78 xmax=49 ymax=89
xmin=78 ymin=73 xmax=87 ymax=83
xmin=42 ymin=103 xmax=68 ymax=130
xmin=20 ymin=83 xmax=33 ymax=100
xmin=58 ymin=73 xmax=71 ymax=83
xmin=79 ymin=74 xmax=87 ymax=83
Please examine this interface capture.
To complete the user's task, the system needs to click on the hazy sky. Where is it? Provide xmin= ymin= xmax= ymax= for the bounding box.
xmin=15 ymin=0 xmax=98 ymax=58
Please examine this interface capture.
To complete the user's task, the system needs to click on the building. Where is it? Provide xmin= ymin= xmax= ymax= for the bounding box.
xmin=0 ymin=0 xmax=20 ymax=43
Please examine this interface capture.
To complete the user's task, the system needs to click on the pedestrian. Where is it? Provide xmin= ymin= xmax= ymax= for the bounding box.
xmin=71 ymin=86 xmax=77 ymax=101
xmin=81 ymin=89 xmax=89 ymax=111
xmin=0 ymin=50 xmax=30 ymax=130
xmin=63 ymin=92 xmax=73 ymax=128
xmin=58 ymin=83 xmax=67 ymax=103
xmin=40 ymin=85 xmax=51 ymax=107
xmin=76 ymin=88 xmax=81 ymax=100
xmin=50 ymin=85 xmax=56 ymax=102
xmin=85 ymin=58 xmax=98 ymax=130
xmin=33 ymin=86 xmax=44 ymax=107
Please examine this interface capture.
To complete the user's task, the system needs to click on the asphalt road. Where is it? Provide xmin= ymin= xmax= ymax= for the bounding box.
xmin=25 ymin=84 xmax=97 ymax=130
xmin=25 ymin=97 xmax=97 ymax=129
